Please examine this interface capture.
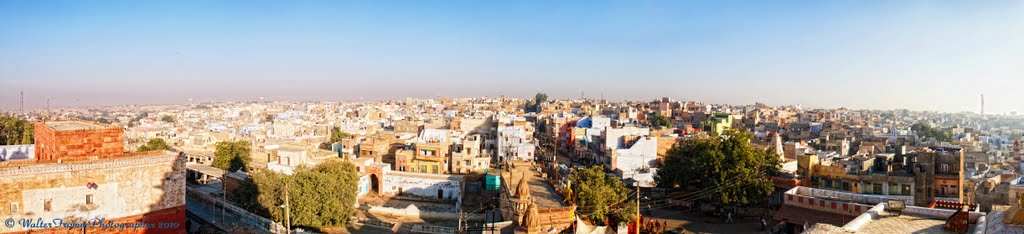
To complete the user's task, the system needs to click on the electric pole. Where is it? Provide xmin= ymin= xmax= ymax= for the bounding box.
xmin=221 ymin=186 xmax=225 ymax=225
xmin=285 ymin=183 xmax=291 ymax=234
xmin=458 ymin=209 xmax=465 ymax=233
xmin=636 ymin=186 xmax=640 ymax=233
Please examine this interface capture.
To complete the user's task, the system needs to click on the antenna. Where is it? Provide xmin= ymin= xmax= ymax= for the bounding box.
xmin=46 ymin=97 xmax=51 ymax=120
xmin=980 ymin=94 xmax=985 ymax=116
xmin=19 ymin=90 xmax=24 ymax=115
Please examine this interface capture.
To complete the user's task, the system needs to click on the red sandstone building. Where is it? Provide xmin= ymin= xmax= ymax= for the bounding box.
xmin=0 ymin=120 xmax=186 ymax=234
xmin=33 ymin=121 xmax=125 ymax=163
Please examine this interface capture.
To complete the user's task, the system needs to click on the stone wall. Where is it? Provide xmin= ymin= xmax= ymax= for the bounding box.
xmin=0 ymin=152 xmax=185 ymax=233
xmin=33 ymin=122 xmax=125 ymax=163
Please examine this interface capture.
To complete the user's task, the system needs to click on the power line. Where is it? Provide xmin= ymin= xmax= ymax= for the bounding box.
xmin=573 ymin=191 xmax=637 ymax=209
xmin=638 ymin=168 xmax=774 ymax=210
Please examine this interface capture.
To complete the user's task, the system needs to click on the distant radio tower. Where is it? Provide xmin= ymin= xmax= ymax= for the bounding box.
xmin=981 ymin=94 xmax=985 ymax=116
xmin=19 ymin=90 xmax=24 ymax=114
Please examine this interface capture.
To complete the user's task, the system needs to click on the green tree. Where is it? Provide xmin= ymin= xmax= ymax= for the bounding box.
xmin=656 ymin=131 xmax=781 ymax=206
xmin=160 ymin=115 xmax=175 ymax=123
xmin=650 ymin=114 xmax=672 ymax=130
xmin=137 ymin=138 xmax=173 ymax=152
xmin=213 ymin=140 xmax=251 ymax=172
xmin=265 ymin=114 xmax=275 ymax=123
xmin=0 ymin=115 xmax=33 ymax=145
xmin=525 ymin=93 xmax=549 ymax=112
xmin=571 ymin=166 xmax=637 ymax=225
xmin=247 ymin=160 xmax=359 ymax=231
xmin=330 ymin=127 xmax=350 ymax=143
xmin=911 ymin=122 xmax=953 ymax=142
xmin=128 ymin=112 xmax=149 ymax=127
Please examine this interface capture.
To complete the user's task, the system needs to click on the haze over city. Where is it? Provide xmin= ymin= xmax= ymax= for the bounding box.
xmin=2 ymin=1 xmax=1023 ymax=112
xmin=7 ymin=2 xmax=1024 ymax=234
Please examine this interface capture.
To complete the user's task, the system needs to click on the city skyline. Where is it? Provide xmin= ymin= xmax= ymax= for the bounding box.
xmin=2 ymin=1 xmax=1023 ymax=113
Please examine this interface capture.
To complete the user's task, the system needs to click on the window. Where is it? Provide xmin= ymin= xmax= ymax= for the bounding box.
xmin=10 ymin=203 xmax=18 ymax=215
xmin=44 ymin=200 xmax=52 ymax=212
xmin=86 ymin=194 xmax=94 ymax=205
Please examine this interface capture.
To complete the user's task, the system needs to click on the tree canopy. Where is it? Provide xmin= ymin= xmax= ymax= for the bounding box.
xmin=650 ymin=114 xmax=672 ymax=130
xmin=911 ymin=122 xmax=953 ymax=142
xmin=329 ymin=127 xmax=350 ymax=143
xmin=213 ymin=140 xmax=251 ymax=172
xmin=525 ymin=92 xmax=549 ymax=112
xmin=127 ymin=112 xmax=150 ymax=127
xmin=160 ymin=115 xmax=175 ymax=123
xmin=137 ymin=138 xmax=173 ymax=152
xmin=0 ymin=115 xmax=33 ymax=145
xmin=571 ymin=166 xmax=637 ymax=225
xmin=656 ymin=131 xmax=781 ymax=206
xmin=535 ymin=93 xmax=548 ymax=105
xmin=239 ymin=160 xmax=360 ymax=231
xmin=265 ymin=114 xmax=275 ymax=123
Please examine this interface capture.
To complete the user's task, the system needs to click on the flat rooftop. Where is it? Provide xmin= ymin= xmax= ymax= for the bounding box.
xmin=857 ymin=211 xmax=971 ymax=234
xmin=984 ymin=206 xmax=1024 ymax=234
xmin=44 ymin=121 xmax=107 ymax=131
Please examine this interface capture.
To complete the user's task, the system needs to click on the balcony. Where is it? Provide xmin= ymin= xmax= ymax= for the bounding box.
xmin=415 ymin=155 xmax=445 ymax=162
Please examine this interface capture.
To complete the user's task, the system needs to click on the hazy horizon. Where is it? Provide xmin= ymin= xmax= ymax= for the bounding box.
xmin=2 ymin=1 xmax=1022 ymax=113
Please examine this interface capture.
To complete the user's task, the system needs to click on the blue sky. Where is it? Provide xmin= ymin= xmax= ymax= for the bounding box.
xmin=1 ymin=1 xmax=1022 ymax=113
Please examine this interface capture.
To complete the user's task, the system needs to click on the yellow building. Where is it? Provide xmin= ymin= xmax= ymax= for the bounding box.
xmin=395 ymin=142 xmax=449 ymax=174
xmin=704 ymin=113 xmax=733 ymax=136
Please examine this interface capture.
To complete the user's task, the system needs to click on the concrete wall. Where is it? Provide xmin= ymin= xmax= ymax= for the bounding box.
xmin=358 ymin=174 xmax=370 ymax=197
xmin=604 ymin=127 xmax=650 ymax=150
xmin=364 ymin=205 xmax=484 ymax=221
xmin=785 ymin=187 xmax=908 ymax=217
xmin=383 ymin=171 xmax=463 ymax=201
xmin=613 ymin=137 xmax=657 ymax=172
xmin=0 ymin=144 xmax=34 ymax=161
xmin=794 ymin=186 xmax=913 ymax=205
